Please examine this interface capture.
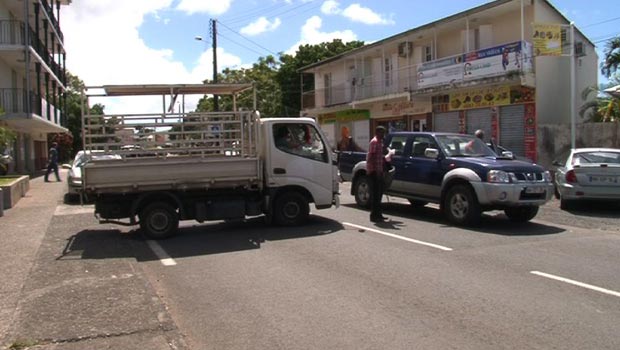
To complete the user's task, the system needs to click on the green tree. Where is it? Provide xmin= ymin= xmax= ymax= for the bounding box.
xmin=580 ymin=76 xmax=620 ymax=122
xmin=276 ymin=39 xmax=365 ymax=117
xmin=601 ymin=36 xmax=620 ymax=78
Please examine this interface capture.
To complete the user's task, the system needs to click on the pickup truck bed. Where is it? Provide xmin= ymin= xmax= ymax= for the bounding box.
xmin=83 ymin=155 xmax=261 ymax=193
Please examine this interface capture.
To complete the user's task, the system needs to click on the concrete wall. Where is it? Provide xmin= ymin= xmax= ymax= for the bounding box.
xmin=538 ymin=122 xmax=620 ymax=168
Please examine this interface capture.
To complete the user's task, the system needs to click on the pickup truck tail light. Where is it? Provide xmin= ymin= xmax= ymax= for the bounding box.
xmin=565 ymin=170 xmax=577 ymax=183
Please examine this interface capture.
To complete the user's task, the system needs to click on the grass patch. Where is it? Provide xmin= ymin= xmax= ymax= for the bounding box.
xmin=0 ymin=177 xmax=20 ymax=186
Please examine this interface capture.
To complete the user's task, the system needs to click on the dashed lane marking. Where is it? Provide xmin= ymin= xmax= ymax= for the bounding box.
xmin=343 ymin=222 xmax=453 ymax=251
xmin=531 ymin=271 xmax=620 ymax=298
xmin=147 ymin=240 xmax=177 ymax=266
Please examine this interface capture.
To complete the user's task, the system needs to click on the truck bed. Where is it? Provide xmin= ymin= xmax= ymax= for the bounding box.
xmin=83 ymin=155 xmax=261 ymax=193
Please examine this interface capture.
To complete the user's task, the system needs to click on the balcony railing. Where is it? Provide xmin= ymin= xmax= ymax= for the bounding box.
xmin=0 ymin=20 xmax=66 ymax=85
xmin=40 ymin=0 xmax=64 ymax=42
xmin=303 ymin=41 xmax=534 ymax=110
xmin=0 ymin=88 xmax=62 ymax=124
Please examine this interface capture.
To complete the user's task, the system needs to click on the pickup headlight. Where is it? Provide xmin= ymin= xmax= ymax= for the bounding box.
xmin=487 ymin=170 xmax=511 ymax=183
xmin=543 ymin=171 xmax=552 ymax=182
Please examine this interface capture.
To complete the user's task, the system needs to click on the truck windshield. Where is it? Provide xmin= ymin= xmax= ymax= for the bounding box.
xmin=435 ymin=135 xmax=496 ymax=157
xmin=273 ymin=123 xmax=328 ymax=162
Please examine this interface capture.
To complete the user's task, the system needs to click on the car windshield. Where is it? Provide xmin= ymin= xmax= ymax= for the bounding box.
xmin=435 ymin=135 xmax=496 ymax=157
xmin=572 ymin=151 xmax=620 ymax=165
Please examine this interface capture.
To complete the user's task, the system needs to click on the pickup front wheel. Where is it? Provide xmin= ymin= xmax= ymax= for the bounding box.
xmin=353 ymin=175 xmax=371 ymax=209
xmin=504 ymin=206 xmax=539 ymax=222
xmin=274 ymin=192 xmax=309 ymax=226
xmin=444 ymin=184 xmax=481 ymax=226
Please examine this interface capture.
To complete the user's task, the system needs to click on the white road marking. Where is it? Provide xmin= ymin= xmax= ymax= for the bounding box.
xmin=146 ymin=240 xmax=177 ymax=266
xmin=343 ymin=222 xmax=453 ymax=251
xmin=54 ymin=204 xmax=95 ymax=216
xmin=531 ymin=271 xmax=620 ymax=298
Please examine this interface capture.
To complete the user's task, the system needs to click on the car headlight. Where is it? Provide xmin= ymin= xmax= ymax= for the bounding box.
xmin=487 ymin=170 xmax=511 ymax=183
xmin=543 ymin=171 xmax=552 ymax=182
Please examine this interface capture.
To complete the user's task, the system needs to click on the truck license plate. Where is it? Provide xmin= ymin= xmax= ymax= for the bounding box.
xmin=525 ymin=187 xmax=545 ymax=194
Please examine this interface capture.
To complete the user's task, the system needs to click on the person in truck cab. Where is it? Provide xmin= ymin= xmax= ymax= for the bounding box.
xmin=366 ymin=125 xmax=390 ymax=223
xmin=465 ymin=129 xmax=488 ymax=155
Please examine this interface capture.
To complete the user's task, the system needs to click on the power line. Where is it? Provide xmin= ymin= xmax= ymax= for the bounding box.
xmin=581 ymin=16 xmax=620 ymax=29
xmin=224 ymin=1 xmax=316 ymax=26
xmin=217 ymin=20 xmax=278 ymax=56
xmin=217 ymin=31 xmax=269 ymax=57
xmin=220 ymin=3 xmax=289 ymax=23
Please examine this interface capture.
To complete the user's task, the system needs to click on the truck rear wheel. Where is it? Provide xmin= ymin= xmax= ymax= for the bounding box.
xmin=139 ymin=202 xmax=179 ymax=239
xmin=504 ymin=206 xmax=539 ymax=222
xmin=444 ymin=184 xmax=481 ymax=226
xmin=274 ymin=192 xmax=309 ymax=226
xmin=353 ymin=175 xmax=371 ymax=209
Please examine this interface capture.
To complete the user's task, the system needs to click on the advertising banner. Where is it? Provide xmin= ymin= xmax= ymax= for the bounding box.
xmin=449 ymin=85 xmax=511 ymax=111
xmin=417 ymin=56 xmax=463 ymax=88
xmin=523 ymin=103 xmax=537 ymax=162
xmin=532 ymin=23 xmax=562 ymax=56
xmin=463 ymin=42 xmax=524 ymax=80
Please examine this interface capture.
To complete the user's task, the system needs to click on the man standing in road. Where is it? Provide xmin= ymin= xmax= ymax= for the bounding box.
xmin=44 ymin=142 xmax=60 ymax=182
xmin=366 ymin=125 xmax=389 ymax=223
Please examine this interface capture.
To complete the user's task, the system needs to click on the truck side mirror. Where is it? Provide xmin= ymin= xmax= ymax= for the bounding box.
xmin=424 ymin=148 xmax=439 ymax=159
xmin=501 ymin=151 xmax=514 ymax=159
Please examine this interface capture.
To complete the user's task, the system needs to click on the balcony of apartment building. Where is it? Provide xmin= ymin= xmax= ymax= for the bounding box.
xmin=302 ymin=41 xmax=534 ymax=112
xmin=300 ymin=0 xmax=539 ymax=113
xmin=0 ymin=19 xmax=66 ymax=133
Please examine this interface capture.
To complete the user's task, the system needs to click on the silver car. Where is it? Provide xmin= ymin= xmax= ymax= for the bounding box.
xmin=552 ymin=148 xmax=620 ymax=210
xmin=67 ymin=151 xmax=120 ymax=196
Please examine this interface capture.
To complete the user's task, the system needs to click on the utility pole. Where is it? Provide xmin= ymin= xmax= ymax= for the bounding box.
xmin=211 ymin=19 xmax=219 ymax=112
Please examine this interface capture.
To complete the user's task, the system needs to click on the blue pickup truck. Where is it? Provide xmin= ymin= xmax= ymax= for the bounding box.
xmin=339 ymin=132 xmax=554 ymax=225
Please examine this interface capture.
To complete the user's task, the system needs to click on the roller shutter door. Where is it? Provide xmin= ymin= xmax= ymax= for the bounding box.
xmin=433 ymin=111 xmax=460 ymax=133
xmin=499 ymin=105 xmax=525 ymax=157
xmin=466 ymin=108 xmax=492 ymax=138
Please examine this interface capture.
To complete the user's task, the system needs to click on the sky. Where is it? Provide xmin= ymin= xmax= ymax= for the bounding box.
xmin=60 ymin=0 xmax=620 ymax=113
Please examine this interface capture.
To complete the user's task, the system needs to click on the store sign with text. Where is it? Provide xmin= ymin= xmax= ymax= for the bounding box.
xmin=449 ymin=86 xmax=511 ymax=111
xmin=532 ymin=23 xmax=562 ymax=56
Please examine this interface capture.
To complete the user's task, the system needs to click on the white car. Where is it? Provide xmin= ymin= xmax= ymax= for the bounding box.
xmin=552 ymin=148 xmax=620 ymax=210
xmin=67 ymin=151 xmax=120 ymax=196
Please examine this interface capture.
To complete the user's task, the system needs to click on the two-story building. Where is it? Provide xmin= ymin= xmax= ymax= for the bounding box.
xmin=0 ymin=0 xmax=70 ymax=175
xmin=299 ymin=0 xmax=597 ymax=163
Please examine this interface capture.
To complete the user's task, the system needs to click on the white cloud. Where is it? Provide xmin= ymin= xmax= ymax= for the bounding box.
xmin=341 ymin=4 xmax=394 ymax=25
xmin=62 ymin=0 xmax=242 ymax=114
xmin=321 ymin=0 xmax=341 ymax=15
xmin=240 ymin=17 xmax=282 ymax=36
xmin=320 ymin=1 xmax=394 ymax=25
xmin=286 ymin=16 xmax=357 ymax=54
xmin=175 ymin=0 xmax=233 ymax=15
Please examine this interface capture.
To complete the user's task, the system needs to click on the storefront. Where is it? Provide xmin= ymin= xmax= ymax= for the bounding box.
xmin=318 ymin=109 xmax=370 ymax=151
xmin=369 ymin=99 xmax=432 ymax=135
xmin=431 ymin=85 xmax=537 ymax=161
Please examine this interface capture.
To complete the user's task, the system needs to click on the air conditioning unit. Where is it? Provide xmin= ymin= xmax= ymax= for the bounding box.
xmin=398 ymin=41 xmax=412 ymax=57
xmin=575 ymin=42 xmax=586 ymax=57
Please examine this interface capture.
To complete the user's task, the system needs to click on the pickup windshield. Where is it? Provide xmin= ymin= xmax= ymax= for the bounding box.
xmin=435 ymin=134 xmax=496 ymax=157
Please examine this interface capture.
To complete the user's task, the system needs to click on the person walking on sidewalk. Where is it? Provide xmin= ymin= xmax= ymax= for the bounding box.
xmin=44 ymin=142 xmax=61 ymax=182
xmin=366 ymin=125 xmax=390 ymax=223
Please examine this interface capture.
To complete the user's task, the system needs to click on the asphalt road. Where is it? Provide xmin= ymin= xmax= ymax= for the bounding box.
xmin=122 ymin=185 xmax=620 ymax=350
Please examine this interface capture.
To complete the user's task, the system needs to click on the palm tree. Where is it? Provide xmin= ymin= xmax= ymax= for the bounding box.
xmin=580 ymin=78 xmax=620 ymax=122
xmin=601 ymin=37 xmax=620 ymax=78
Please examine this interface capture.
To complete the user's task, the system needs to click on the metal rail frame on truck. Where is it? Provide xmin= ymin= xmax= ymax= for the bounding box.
xmin=79 ymin=83 xmax=339 ymax=239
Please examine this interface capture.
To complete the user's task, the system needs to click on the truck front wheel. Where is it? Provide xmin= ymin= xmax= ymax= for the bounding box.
xmin=444 ymin=184 xmax=481 ymax=226
xmin=353 ymin=175 xmax=371 ymax=209
xmin=504 ymin=206 xmax=539 ymax=222
xmin=139 ymin=202 xmax=179 ymax=239
xmin=274 ymin=192 xmax=309 ymax=226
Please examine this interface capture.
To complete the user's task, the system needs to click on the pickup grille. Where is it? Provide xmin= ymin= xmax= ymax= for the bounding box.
xmin=511 ymin=172 xmax=544 ymax=182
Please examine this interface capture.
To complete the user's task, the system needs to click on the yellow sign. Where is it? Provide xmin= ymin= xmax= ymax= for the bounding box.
xmin=449 ymin=86 xmax=510 ymax=111
xmin=532 ymin=23 xmax=562 ymax=56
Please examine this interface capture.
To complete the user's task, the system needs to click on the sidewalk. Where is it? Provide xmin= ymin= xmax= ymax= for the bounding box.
xmin=0 ymin=171 xmax=188 ymax=350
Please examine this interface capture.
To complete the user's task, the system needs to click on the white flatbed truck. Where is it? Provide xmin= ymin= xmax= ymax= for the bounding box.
xmin=79 ymin=83 xmax=339 ymax=239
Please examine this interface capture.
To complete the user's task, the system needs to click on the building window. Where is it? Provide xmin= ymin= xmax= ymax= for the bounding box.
xmin=384 ymin=58 xmax=392 ymax=87
xmin=323 ymin=73 xmax=332 ymax=105
xmin=424 ymin=45 xmax=433 ymax=62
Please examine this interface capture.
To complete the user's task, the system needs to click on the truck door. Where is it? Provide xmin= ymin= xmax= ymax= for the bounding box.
xmin=268 ymin=122 xmax=336 ymax=206
xmin=402 ymin=135 xmax=443 ymax=198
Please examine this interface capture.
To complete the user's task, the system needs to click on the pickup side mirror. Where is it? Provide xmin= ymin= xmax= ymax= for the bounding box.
xmin=424 ymin=148 xmax=439 ymax=159
xmin=501 ymin=151 xmax=514 ymax=159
